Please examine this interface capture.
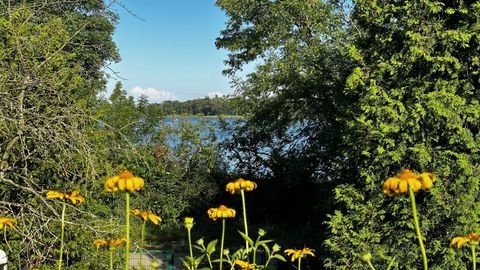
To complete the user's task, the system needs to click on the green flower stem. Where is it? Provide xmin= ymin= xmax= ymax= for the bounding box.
xmin=367 ymin=260 xmax=376 ymax=270
xmin=240 ymin=190 xmax=249 ymax=253
xmin=298 ymin=257 xmax=302 ymax=270
xmin=220 ymin=219 xmax=226 ymax=270
xmin=58 ymin=202 xmax=66 ymax=270
xmin=386 ymin=257 xmax=396 ymax=270
xmin=187 ymin=227 xmax=194 ymax=269
xmin=109 ymin=248 xmax=114 ymax=270
xmin=472 ymin=244 xmax=477 ymax=270
xmin=140 ymin=220 xmax=146 ymax=269
xmin=125 ymin=192 xmax=131 ymax=270
xmin=206 ymin=252 xmax=213 ymax=269
xmin=409 ymin=187 xmax=428 ymax=270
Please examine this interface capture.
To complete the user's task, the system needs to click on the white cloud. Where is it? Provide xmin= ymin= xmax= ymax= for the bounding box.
xmin=207 ymin=91 xmax=226 ymax=98
xmin=129 ymin=86 xmax=177 ymax=103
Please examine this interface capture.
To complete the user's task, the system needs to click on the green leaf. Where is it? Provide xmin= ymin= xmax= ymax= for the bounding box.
xmin=237 ymin=230 xmax=254 ymax=246
xmin=206 ymin=239 xmax=218 ymax=254
xmin=271 ymin=254 xmax=287 ymax=262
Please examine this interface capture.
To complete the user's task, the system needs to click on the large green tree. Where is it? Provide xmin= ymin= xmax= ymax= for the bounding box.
xmin=0 ymin=1 xmax=119 ymax=268
xmin=325 ymin=1 xmax=480 ymax=269
xmin=215 ymin=0 xmax=354 ymax=256
xmin=218 ymin=0 xmax=480 ymax=269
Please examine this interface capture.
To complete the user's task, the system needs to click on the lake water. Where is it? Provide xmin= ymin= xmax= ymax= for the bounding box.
xmin=162 ymin=116 xmax=240 ymax=143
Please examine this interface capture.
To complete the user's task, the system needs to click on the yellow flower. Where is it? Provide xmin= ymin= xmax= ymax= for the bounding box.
xmin=108 ymin=238 xmax=127 ymax=247
xmin=93 ymin=239 xmax=108 ymax=248
xmin=234 ymin=259 xmax=255 ymax=270
xmin=46 ymin=190 xmax=85 ymax=205
xmin=284 ymin=247 xmax=315 ymax=262
xmin=0 ymin=217 xmax=16 ymax=230
xmin=93 ymin=238 xmax=126 ymax=248
xmin=65 ymin=191 xmax=86 ymax=204
xmin=104 ymin=169 xmax=144 ymax=193
xmin=45 ymin=191 xmax=66 ymax=200
xmin=184 ymin=217 xmax=194 ymax=230
xmin=207 ymin=205 xmax=236 ymax=221
xmin=130 ymin=209 xmax=162 ymax=225
xmin=225 ymin=178 xmax=257 ymax=194
xmin=451 ymin=232 xmax=480 ymax=249
xmin=383 ymin=169 xmax=435 ymax=196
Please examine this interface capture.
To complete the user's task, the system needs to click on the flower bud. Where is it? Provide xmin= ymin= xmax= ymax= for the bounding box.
xmin=360 ymin=252 xmax=372 ymax=263
xmin=184 ymin=217 xmax=194 ymax=230
xmin=272 ymin=243 xmax=281 ymax=253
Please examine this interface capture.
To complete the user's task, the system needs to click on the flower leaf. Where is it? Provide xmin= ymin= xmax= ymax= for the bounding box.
xmin=206 ymin=239 xmax=218 ymax=254
xmin=271 ymin=253 xmax=287 ymax=262
xmin=237 ymin=230 xmax=254 ymax=246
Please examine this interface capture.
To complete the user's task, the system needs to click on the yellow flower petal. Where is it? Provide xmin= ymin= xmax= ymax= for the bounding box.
xmin=130 ymin=209 xmax=142 ymax=216
xmin=66 ymin=191 xmax=85 ymax=205
xmin=46 ymin=191 xmax=66 ymax=200
xmin=109 ymin=238 xmax=126 ymax=247
xmin=398 ymin=180 xmax=408 ymax=193
xmin=407 ymin=178 xmax=422 ymax=193
xmin=148 ymin=212 xmax=162 ymax=225
xmin=0 ymin=217 xmax=16 ymax=229
xmin=93 ymin=239 xmax=108 ymax=248
xmin=125 ymin=179 xmax=134 ymax=192
xmin=419 ymin=172 xmax=435 ymax=189
xmin=132 ymin=177 xmax=145 ymax=191
xmin=301 ymin=247 xmax=315 ymax=257
xmin=284 ymin=247 xmax=315 ymax=262
xmin=383 ymin=177 xmax=399 ymax=196
xmin=104 ymin=176 xmax=118 ymax=192
xmin=450 ymin=236 xmax=470 ymax=249
xmin=225 ymin=182 xmax=236 ymax=194
xmin=234 ymin=259 xmax=254 ymax=270
xmin=117 ymin=178 xmax=126 ymax=191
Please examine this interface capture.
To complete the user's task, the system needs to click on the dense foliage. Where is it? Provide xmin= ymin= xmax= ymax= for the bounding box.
xmin=215 ymin=0 xmax=353 ymax=266
xmin=0 ymin=1 xmax=224 ymax=268
xmin=325 ymin=1 xmax=480 ymax=269
xmin=217 ymin=0 xmax=480 ymax=269
xmin=0 ymin=1 xmax=119 ymax=268
xmin=1 ymin=0 xmax=480 ymax=269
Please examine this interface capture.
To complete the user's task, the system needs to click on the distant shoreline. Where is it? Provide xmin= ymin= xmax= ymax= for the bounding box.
xmin=164 ymin=114 xmax=244 ymax=119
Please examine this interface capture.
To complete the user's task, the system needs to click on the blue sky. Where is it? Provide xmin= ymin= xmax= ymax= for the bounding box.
xmin=105 ymin=1 xmax=234 ymax=102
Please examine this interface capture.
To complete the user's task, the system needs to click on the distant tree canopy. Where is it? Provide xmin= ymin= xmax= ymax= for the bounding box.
xmin=150 ymin=95 xmax=240 ymax=116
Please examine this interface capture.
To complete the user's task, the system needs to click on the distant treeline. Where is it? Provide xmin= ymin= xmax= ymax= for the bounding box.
xmin=150 ymin=96 xmax=239 ymax=116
